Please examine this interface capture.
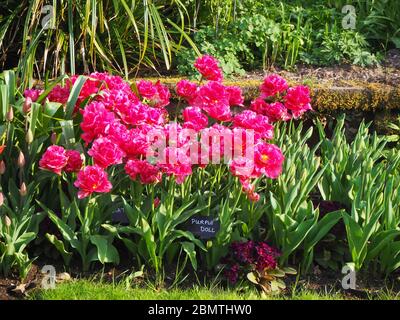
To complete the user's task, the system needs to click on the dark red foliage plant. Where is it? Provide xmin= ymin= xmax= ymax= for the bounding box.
xmin=222 ymin=240 xmax=296 ymax=294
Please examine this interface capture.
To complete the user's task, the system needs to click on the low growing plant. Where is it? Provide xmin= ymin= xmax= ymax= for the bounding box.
xmin=222 ymin=240 xmax=296 ymax=294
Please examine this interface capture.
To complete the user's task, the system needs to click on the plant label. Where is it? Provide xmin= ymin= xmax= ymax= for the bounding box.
xmin=186 ymin=216 xmax=220 ymax=239
xmin=112 ymin=207 xmax=129 ymax=225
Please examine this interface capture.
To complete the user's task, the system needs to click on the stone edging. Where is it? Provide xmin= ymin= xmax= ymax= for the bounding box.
xmin=144 ymin=77 xmax=400 ymax=111
xmin=33 ymin=76 xmax=400 ymax=111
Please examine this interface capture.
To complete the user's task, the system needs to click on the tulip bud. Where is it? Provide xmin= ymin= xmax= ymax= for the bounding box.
xmin=23 ymin=97 xmax=32 ymax=113
xmin=4 ymin=215 xmax=11 ymax=227
xmin=0 ymin=192 xmax=4 ymax=206
xmin=0 ymin=161 xmax=5 ymax=175
xmin=154 ymin=197 xmax=161 ymax=208
xmin=19 ymin=182 xmax=27 ymax=197
xmin=17 ymin=151 xmax=25 ymax=169
xmin=25 ymin=129 xmax=34 ymax=144
xmin=51 ymin=132 xmax=57 ymax=144
xmin=6 ymin=107 xmax=14 ymax=121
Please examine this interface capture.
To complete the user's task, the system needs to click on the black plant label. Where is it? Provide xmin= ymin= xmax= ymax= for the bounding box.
xmin=185 ymin=215 xmax=220 ymax=239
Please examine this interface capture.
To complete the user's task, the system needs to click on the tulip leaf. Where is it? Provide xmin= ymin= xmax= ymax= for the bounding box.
xmin=90 ymin=235 xmax=120 ymax=264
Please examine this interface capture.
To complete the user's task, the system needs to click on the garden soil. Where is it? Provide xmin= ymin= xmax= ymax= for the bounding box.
xmin=140 ymin=49 xmax=400 ymax=87
xmin=231 ymin=49 xmax=400 ymax=87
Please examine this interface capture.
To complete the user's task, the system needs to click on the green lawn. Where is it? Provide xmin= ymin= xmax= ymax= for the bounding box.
xmin=31 ymin=279 xmax=356 ymax=300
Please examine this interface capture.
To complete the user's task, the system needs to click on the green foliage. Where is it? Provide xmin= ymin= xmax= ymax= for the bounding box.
xmin=1 ymin=0 xmax=397 ymax=80
xmin=318 ymin=117 xmax=400 ymax=273
xmin=102 ymin=180 xmax=207 ymax=281
xmin=30 ymin=277 xmax=400 ymax=300
xmin=0 ymin=0 xmax=196 ymax=84
xmin=33 ymin=278 xmax=376 ymax=300
xmin=0 ymin=181 xmax=45 ymax=279
xmin=0 ymin=70 xmax=96 ymax=278
xmin=177 ymin=14 xmax=295 ymax=76
xmin=316 ymin=29 xmax=378 ymax=67
xmin=177 ymin=0 xmax=387 ymax=76
xmin=1 ymin=0 xmax=397 ymax=83
xmin=204 ymin=187 xmax=242 ymax=269
xmin=176 ymin=26 xmax=247 ymax=78
xmin=39 ymin=191 xmax=121 ymax=271
xmin=326 ymin=0 xmax=400 ymax=48
xmin=261 ymin=119 xmax=400 ymax=275
xmin=317 ymin=117 xmax=387 ymax=207
xmin=0 ymin=70 xmax=68 ymax=278
xmin=264 ymin=122 xmax=344 ymax=272
xmin=387 ymin=116 xmax=400 ymax=148
xmin=344 ymin=152 xmax=400 ymax=273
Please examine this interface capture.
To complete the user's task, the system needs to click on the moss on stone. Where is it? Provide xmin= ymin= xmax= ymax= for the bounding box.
xmin=34 ymin=75 xmax=400 ymax=112
xmin=142 ymin=77 xmax=400 ymax=112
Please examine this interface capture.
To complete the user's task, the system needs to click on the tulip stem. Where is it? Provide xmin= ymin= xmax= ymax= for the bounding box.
xmin=58 ymin=175 xmax=65 ymax=213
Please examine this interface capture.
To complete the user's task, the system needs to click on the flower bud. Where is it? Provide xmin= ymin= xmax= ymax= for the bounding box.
xmin=19 ymin=182 xmax=27 ymax=197
xmin=26 ymin=129 xmax=34 ymax=144
xmin=51 ymin=132 xmax=57 ymax=144
xmin=6 ymin=107 xmax=14 ymax=121
xmin=23 ymin=97 xmax=32 ymax=113
xmin=0 ymin=161 xmax=5 ymax=175
xmin=154 ymin=197 xmax=161 ymax=208
xmin=4 ymin=215 xmax=11 ymax=227
xmin=0 ymin=192 xmax=4 ymax=206
xmin=0 ymin=145 xmax=5 ymax=155
xmin=17 ymin=151 xmax=26 ymax=169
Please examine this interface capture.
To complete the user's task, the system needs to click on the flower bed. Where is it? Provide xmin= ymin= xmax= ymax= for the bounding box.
xmin=0 ymin=55 xmax=399 ymax=297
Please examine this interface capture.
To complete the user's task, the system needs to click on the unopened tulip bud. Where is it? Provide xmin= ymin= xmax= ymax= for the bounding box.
xmin=6 ymin=107 xmax=14 ymax=121
xmin=23 ymin=97 xmax=32 ymax=113
xmin=26 ymin=129 xmax=33 ymax=144
xmin=19 ymin=182 xmax=27 ymax=196
xmin=4 ymin=215 xmax=11 ymax=227
xmin=17 ymin=151 xmax=25 ymax=169
xmin=0 ymin=161 xmax=5 ymax=175
xmin=0 ymin=192 xmax=4 ymax=206
xmin=51 ymin=132 xmax=57 ymax=144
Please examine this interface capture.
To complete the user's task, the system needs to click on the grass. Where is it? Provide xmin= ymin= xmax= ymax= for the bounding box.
xmin=31 ymin=279 xmax=355 ymax=300
xmin=32 ymin=281 xmax=250 ymax=300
